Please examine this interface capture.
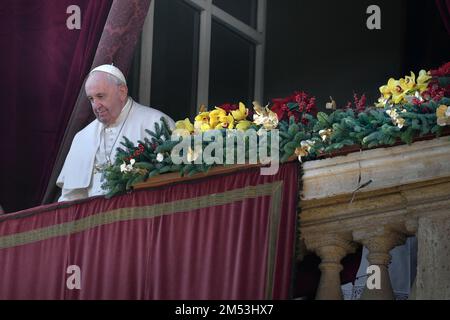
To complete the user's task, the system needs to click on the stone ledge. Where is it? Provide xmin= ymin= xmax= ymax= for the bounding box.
xmin=302 ymin=136 xmax=450 ymax=200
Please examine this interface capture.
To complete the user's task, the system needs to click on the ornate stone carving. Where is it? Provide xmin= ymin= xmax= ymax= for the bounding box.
xmin=299 ymin=136 xmax=450 ymax=299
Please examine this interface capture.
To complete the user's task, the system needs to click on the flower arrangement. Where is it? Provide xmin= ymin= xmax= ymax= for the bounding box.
xmin=102 ymin=62 xmax=450 ymax=198
xmin=175 ymin=102 xmax=253 ymax=133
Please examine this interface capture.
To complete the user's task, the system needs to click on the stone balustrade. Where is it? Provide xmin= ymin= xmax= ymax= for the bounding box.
xmin=299 ymin=136 xmax=450 ymax=300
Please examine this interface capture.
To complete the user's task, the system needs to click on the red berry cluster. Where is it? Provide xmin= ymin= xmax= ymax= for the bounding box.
xmin=124 ymin=144 xmax=145 ymax=162
xmin=346 ymin=93 xmax=366 ymax=113
xmin=430 ymin=62 xmax=450 ymax=77
xmin=422 ymin=84 xmax=446 ymax=103
xmin=295 ymin=92 xmax=316 ymax=113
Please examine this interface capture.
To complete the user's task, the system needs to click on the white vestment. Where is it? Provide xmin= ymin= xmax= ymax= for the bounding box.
xmin=57 ymin=98 xmax=175 ymax=202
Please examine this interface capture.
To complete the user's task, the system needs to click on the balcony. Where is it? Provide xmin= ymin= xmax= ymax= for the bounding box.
xmin=299 ymin=136 xmax=450 ymax=299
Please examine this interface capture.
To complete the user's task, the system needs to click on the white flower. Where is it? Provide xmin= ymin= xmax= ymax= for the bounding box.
xmin=386 ymin=108 xmax=406 ymax=129
xmin=252 ymin=101 xmax=279 ymax=130
xmin=404 ymin=91 xmax=424 ymax=104
xmin=319 ymin=129 xmax=332 ymax=142
xmin=295 ymin=140 xmax=315 ymax=162
xmin=120 ymin=159 xmax=136 ymax=173
xmin=156 ymin=153 xmax=164 ymax=162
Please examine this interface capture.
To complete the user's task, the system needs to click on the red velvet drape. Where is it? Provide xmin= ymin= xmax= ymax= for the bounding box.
xmin=0 ymin=0 xmax=112 ymax=213
xmin=0 ymin=163 xmax=299 ymax=299
xmin=436 ymin=0 xmax=450 ymax=35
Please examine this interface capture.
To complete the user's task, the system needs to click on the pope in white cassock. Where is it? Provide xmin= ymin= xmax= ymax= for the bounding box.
xmin=57 ymin=64 xmax=175 ymax=201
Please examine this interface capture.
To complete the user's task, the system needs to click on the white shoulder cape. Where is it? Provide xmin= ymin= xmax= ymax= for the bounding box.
xmin=56 ymin=101 xmax=174 ymax=190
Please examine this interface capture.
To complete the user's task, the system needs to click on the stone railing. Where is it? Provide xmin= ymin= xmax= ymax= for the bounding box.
xmin=299 ymin=136 xmax=450 ymax=300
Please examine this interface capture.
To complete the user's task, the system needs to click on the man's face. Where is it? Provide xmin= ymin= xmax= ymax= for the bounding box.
xmin=85 ymin=72 xmax=128 ymax=126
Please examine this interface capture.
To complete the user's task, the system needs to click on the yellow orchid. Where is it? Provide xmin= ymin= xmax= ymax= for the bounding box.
xmin=388 ymin=79 xmax=406 ymax=104
xmin=235 ymin=120 xmax=252 ymax=131
xmin=173 ymin=128 xmax=192 ymax=137
xmin=209 ymin=107 xmax=226 ymax=128
xmin=399 ymin=71 xmax=416 ymax=92
xmin=215 ymin=114 xmax=234 ymax=129
xmin=175 ymin=118 xmax=194 ymax=133
xmin=436 ymin=105 xmax=450 ymax=126
xmin=194 ymin=112 xmax=210 ymax=124
xmin=194 ymin=111 xmax=211 ymax=132
xmin=378 ymin=69 xmax=433 ymax=107
xmin=194 ymin=121 xmax=212 ymax=132
xmin=379 ymin=85 xmax=391 ymax=99
xmin=417 ymin=69 xmax=432 ymax=92
xmin=392 ymin=91 xmax=406 ymax=104
xmin=379 ymin=78 xmax=399 ymax=98
xmin=231 ymin=102 xmax=249 ymax=121
xmin=375 ymin=96 xmax=390 ymax=108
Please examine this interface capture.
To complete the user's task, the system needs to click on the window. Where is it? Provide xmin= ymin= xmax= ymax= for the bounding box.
xmin=138 ymin=0 xmax=266 ymax=121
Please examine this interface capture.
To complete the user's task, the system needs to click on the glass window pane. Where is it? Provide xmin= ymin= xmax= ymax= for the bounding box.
xmin=213 ymin=0 xmax=257 ymax=28
xmin=151 ymin=0 xmax=199 ymax=122
xmin=209 ymin=19 xmax=255 ymax=108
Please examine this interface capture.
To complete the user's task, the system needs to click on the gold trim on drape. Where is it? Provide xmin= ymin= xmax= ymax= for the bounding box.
xmin=1 ymin=180 xmax=284 ymax=297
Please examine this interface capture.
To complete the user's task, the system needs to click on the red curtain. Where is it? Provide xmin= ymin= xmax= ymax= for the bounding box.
xmin=0 ymin=163 xmax=299 ymax=299
xmin=0 ymin=0 xmax=112 ymax=213
xmin=436 ymin=0 xmax=450 ymax=35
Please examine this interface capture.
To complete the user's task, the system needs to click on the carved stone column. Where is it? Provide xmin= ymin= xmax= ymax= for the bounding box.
xmin=414 ymin=215 xmax=450 ymax=299
xmin=353 ymin=229 xmax=406 ymax=300
xmin=304 ymin=234 xmax=357 ymax=300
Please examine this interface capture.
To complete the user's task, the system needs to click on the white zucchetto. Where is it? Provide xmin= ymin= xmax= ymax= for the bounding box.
xmin=89 ymin=64 xmax=126 ymax=85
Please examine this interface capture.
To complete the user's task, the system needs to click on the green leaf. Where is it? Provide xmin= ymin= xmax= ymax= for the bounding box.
xmin=188 ymin=167 xmax=199 ymax=176
xmin=317 ymin=112 xmax=329 ymax=126
xmin=159 ymin=165 xmax=171 ymax=174
xmin=411 ymin=119 xmax=420 ymax=130
xmin=280 ymin=131 xmax=291 ymax=139
xmin=280 ymin=153 xmax=292 ymax=163
xmin=131 ymin=174 xmax=146 ymax=186
xmin=367 ymin=141 xmax=379 ymax=148
xmin=362 ymin=131 xmax=380 ymax=145
xmin=431 ymin=124 xmax=440 ymax=134
xmin=417 ymin=114 xmax=430 ymax=135
xmin=134 ymin=162 xmax=154 ymax=170
xmin=287 ymin=102 xmax=298 ymax=110
xmin=288 ymin=123 xmax=299 ymax=136
xmin=293 ymin=132 xmax=305 ymax=144
xmin=148 ymin=169 xmax=160 ymax=178
xmin=400 ymin=127 xmax=414 ymax=144
xmin=283 ymin=141 xmax=297 ymax=154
